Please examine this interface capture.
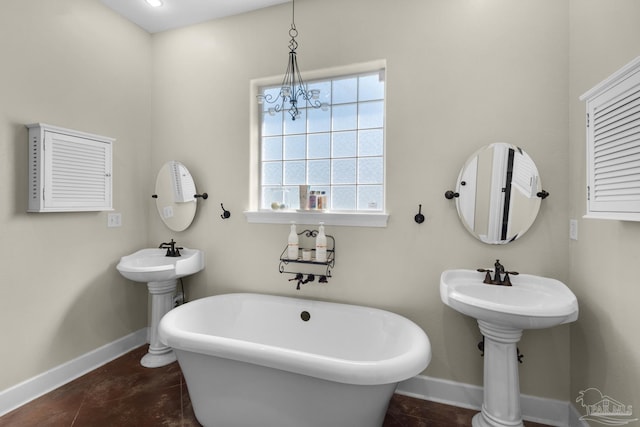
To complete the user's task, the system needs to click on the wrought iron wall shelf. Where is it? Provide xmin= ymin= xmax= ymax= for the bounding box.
xmin=279 ymin=229 xmax=335 ymax=288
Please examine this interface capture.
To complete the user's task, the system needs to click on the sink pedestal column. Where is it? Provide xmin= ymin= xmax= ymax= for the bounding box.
xmin=473 ymin=320 xmax=524 ymax=427
xmin=141 ymin=279 xmax=178 ymax=368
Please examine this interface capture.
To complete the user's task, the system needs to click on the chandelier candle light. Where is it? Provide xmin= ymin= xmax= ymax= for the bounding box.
xmin=257 ymin=0 xmax=327 ymax=121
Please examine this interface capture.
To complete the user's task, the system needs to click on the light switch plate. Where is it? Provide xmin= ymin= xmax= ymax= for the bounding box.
xmin=108 ymin=213 xmax=122 ymax=228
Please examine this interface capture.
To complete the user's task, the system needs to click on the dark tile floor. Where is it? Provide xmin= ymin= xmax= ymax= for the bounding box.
xmin=0 ymin=345 xmax=551 ymax=426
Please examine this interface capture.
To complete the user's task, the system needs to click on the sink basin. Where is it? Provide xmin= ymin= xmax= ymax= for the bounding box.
xmin=440 ymin=269 xmax=578 ymax=330
xmin=117 ymin=248 xmax=205 ymax=283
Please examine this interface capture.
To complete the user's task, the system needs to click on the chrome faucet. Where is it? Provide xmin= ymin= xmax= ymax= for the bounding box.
xmin=159 ymin=239 xmax=182 ymax=257
xmin=477 ymin=259 xmax=518 ymax=286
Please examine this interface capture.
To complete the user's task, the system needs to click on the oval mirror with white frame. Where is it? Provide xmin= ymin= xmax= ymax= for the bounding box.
xmin=154 ymin=161 xmax=198 ymax=232
xmin=453 ymin=143 xmax=544 ymax=244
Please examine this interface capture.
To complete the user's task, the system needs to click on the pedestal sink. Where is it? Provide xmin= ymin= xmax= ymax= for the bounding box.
xmin=440 ymin=269 xmax=578 ymax=427
xmin=117 ymin=248 xmax=204 ymax=368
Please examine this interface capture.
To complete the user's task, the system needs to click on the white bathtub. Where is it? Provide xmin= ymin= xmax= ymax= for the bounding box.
xmin=158 ymin=293 xmax=431 ymax=427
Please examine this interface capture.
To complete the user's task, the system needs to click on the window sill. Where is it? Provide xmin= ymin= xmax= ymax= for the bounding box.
xmin=243 ymin=210 xmax=389 ymax=228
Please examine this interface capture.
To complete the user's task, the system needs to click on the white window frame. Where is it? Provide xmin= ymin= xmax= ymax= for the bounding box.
xmin=245 ymin=60 xmax=389 ymax=227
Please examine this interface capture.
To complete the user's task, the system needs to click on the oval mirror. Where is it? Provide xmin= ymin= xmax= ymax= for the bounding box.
xmin=455 ymin=143 xmax=542 ymax=244
xmin=154 ymin=161 xmax=198 ymax=232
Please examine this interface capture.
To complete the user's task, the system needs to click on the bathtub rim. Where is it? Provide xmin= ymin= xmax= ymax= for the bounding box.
xmin=159 ymin=292 xmax=431 ymax=386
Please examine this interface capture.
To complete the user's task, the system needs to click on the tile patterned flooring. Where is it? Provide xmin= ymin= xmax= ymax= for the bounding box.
xmin=0 ymin=345 xmax=551 ymax=426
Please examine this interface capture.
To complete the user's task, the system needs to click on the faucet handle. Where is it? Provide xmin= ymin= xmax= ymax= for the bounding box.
xmin=477 ymin=268 xmax=493 ymax=284
xmin=502 ymin=270 xmax=519 ymax=287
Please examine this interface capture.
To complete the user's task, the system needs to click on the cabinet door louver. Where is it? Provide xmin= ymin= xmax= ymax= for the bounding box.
xmin=27 ymin=123 xmax=114 ymax=212
xmin=581 ymin=56 xmax=640 ymax=220
xmin=46 ymin=132 xmax=111 ymax=207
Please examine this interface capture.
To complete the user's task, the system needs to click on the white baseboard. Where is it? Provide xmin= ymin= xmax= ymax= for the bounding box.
xmin=0 ymin=328 xmax=147 ymax=417
xmin=397 ymin=375 xmax=573 ymax=427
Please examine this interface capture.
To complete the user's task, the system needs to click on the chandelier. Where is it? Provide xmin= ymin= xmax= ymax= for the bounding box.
xmin=257 ymin=0 xmax=326 ymax=121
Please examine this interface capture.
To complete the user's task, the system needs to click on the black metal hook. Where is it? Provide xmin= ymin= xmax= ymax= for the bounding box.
xmin=414 ymin=204 xmax=425 ymax=224
xmin=194 ymin=193 xmax=208 ymax=199
xmin=220 ymin=203 xmax=231 ymax=219
xmin=537 ymin=190 xmax=549 ymax=199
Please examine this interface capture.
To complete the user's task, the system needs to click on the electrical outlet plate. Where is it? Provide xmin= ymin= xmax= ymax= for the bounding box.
xmin=108 ymin=213 xmax=122 ymax=228
xmin=569 ymin=219 xmax=578 ymax=240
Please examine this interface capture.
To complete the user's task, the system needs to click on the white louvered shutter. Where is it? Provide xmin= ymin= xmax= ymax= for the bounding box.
xmin=581 ymin=57 xmax=640 ymax=221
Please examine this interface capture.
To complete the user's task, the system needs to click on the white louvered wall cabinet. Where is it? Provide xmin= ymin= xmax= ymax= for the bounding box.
xmin=580 ymin=56 xmax=640 ymax=221
xmin=27 ymin=123 xmax=114 ymax=212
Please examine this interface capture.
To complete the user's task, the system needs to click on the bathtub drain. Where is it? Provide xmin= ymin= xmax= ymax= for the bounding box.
xmin=300 ymin=311 xmax=311 ymax=321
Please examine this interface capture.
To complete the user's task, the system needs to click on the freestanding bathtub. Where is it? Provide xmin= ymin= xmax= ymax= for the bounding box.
xmin=158 ymin=293 xmax=431 ymax=427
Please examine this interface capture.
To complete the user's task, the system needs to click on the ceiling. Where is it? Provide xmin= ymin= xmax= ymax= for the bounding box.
xmin=100 ymin=0 xmax=290 ymax=33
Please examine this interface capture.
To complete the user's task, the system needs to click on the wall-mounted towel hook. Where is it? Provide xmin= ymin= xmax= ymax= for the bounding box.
xmin=414 ymin=204 xmax=425 ymax=224
xmin=194 ymin=193 xmax=208 ymax=200
xmin=220 ymin=203 xmax=231 ymax=219
xmin=536 ymin=190 xmax=549 ymax=199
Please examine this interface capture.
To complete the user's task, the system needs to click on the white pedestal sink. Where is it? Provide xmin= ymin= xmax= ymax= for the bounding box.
xmin=440 ymin=269 xmax=578 ymax=427
xmin=117 ymin=248 xmax=204 ymax=368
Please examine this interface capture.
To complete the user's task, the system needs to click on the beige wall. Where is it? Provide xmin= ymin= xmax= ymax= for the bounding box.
xmin=0 ymin=1 xmax=152 ymax=390
xmin=569 ymin=0 xmax=640 ymax=415
xmin=6 ymin=0 xmax=638 ymax=413
xmin=150 ymin=0 xmax=571 ymax=400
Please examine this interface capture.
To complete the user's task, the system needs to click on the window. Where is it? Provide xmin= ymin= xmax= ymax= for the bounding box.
xmin=258 ymin=68 xmax=385 ymax=214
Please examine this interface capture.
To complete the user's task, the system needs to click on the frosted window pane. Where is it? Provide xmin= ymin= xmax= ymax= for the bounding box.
xmin=308 ymin=160 xmax=330 ymax=184
xmin=262 ymin=137 xmax=282 ymax=161
xmin=284 ymin=160 xmax=305 ymax=185
xmin=308 ymin=133 xmax=330 ymax=159
xmin=308 ymin=106 xmax=331 ymax=133
xmin=359 ymin=72 xmax=384 ymax=101
xmin=332 ymin=77 xmax=357 ymax=104
xmin=358 ymin=185 xmax=383 ymax=210
xmin=282 ymin=186 xmax=298 ymax=209
xmin=262 ymin=111 xmax=282 ymax=136
xmin=358 ymin=130 xmax=383 ymax=157
xmin=262 ymin=162 xmax=282 ymax=185
xmin=284 ymin=135 xmax=306 ymax=160
xmin=284 ymin=108 xmax=307 ymax=134
xmin=333 ymin=186 xmax=356 ymax=210
xmin=332 ymin=131 xmax=356 ymax=158
xmin=358 ymin=157 xmax=383 ymax=184
xmin=332 ymin=104 xmax=357 ymax=131
xmin=332 ymin=159 xmax=356 ymax=184
xmin=358 ymin=101 xmax=384 ymax=129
